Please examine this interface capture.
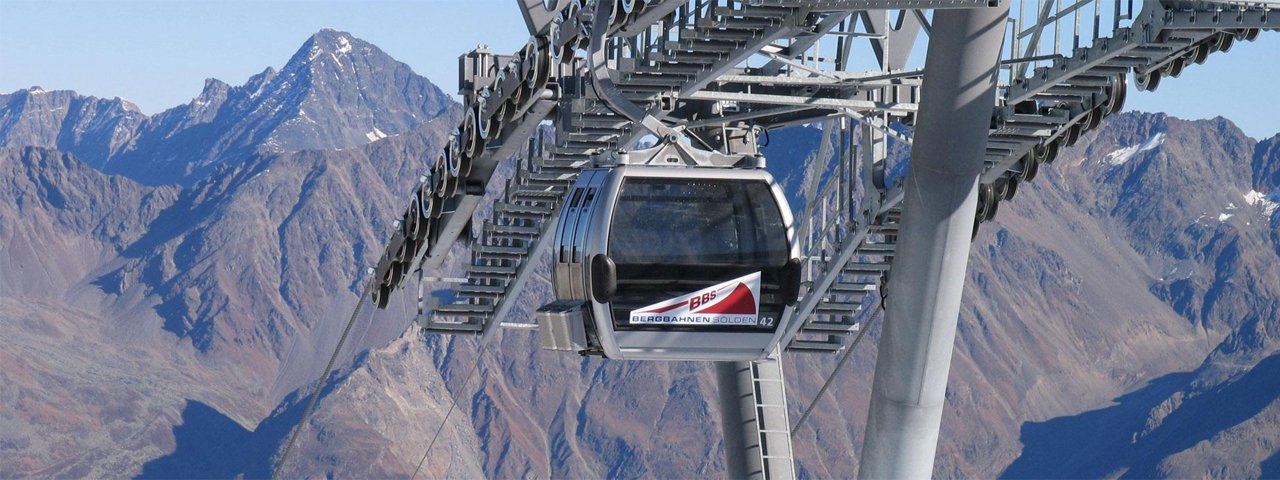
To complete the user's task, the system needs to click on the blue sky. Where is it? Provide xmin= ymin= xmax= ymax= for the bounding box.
xmin=2 ymin=0 xmax=1278 ymax=138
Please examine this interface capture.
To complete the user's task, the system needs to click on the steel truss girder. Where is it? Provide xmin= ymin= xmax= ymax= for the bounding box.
xmin=778 ymin=0 xmax=1280 ymax=354
xmin=361 ymin=2 xmax=1280 ymax=478
xmin=751 ymin=0 xmax=996 ymax=10
xmin=715 ymin=73 xmax=924 ymax=88
xmin=686 ymin=90 xmax=919 ymax=113
xmin=382 ymin=0 xmax=1280 ymax=343
xmin=1164 ymin=8 xmax=1278 ymax=28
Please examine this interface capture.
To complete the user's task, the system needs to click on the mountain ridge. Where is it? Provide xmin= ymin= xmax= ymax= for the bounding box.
xmin=0 ymin=30 xmax=469 ymax=476
xmin=0 ymin=29 xmax=454 ymax=186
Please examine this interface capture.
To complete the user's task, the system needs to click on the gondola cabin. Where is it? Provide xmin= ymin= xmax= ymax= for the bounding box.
xmin=538 ymin=165 xmax=802 ymax=361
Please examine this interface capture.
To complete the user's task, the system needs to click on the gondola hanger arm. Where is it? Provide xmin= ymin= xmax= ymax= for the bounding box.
xmin=586 ymin=0 xmax=680 ymax=140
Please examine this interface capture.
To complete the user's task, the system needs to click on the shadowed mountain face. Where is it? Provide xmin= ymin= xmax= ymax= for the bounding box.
xmin=955 ymin=113 xmax=1280 ymax=478
xmin=0 ymin=147 xmax=178 ymax=298
xmin=0 ymin=90 xmax=145 ymax=169
xmin=3 ymin=28 xmax=1280 ymax=478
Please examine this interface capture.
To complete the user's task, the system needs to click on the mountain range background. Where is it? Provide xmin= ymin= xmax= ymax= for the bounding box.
xmin=2 ymin=28 xmax=1280 ymax=478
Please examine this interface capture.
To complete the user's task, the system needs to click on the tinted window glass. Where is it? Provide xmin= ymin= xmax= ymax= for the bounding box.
xmin=607 ymin=178 xmax=788 ymax=266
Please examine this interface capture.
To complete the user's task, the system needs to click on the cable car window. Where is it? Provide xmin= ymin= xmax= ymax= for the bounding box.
xmin=604 ymin=177 xmax=790 ymax=333
xmin=607 ymin=178 xmax=788 ymax=266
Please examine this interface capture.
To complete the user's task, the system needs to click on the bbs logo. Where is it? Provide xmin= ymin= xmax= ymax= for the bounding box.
xmin=689 ymin=291 xmax=718 ymax=310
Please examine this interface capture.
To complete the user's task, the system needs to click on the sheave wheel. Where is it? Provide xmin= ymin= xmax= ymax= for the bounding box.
xmin=1135 ymin=71 xmax=1160 ymax=92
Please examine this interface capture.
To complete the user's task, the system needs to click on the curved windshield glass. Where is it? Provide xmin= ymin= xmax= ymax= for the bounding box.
xmin=605 ymin=177 xmax=791 ymax=333
xmin=607 ymin=178 xmax=788 ymax=266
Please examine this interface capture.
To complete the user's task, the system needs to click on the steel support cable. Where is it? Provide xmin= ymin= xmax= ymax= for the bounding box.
xmin=411 ymin=147 xmax=563 ymax=475
xmin=410 ymin=339 xmax=493 ymax=480
xmin=273 ymin=277 xmax=376 ymax=479
xmin=790 ymin=308 xmax=882 ymax=435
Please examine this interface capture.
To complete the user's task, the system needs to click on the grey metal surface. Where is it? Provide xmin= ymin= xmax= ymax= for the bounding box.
xmin=858 ymin=0 xmax=1010 ymax=478
xmin=549 ymin=163 xmax=800 ymax=361
xmin=374 ymin=1 xmax=1280 ymax=317
xmin=719 ymin=361 xmax=760 ymax=480
xmin=536 ymin=300 xmax=590 ymax=351
xmin=778 ymin=0 xmax=1280 ymax=355
xmin=718 ymin=356 xmax=796 ymax=480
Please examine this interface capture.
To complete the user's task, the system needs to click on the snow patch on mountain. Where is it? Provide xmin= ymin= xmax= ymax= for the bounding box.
xmin=1103 ymin=132 xmax=1165 ymax=166
xmin=1244 ymin=189 xmax=1280 ymax=217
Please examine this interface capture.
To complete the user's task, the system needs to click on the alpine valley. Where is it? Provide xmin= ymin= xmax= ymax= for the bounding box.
xmin=2 ymin=29 xmax=1280 ymax=478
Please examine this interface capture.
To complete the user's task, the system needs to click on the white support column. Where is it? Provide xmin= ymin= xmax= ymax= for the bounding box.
xmin=857 ymin=2 xmax=1010 ymax=479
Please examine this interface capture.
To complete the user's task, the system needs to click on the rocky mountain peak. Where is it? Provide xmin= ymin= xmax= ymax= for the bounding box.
xmin=0 ymin=88 xmax=146 ymax=169
xmin=1252 ymin=134 xmax=1280 ymax=193
xmin=197 ymin=78 xmax=230 ymax=101
xmin=3 ymin=30 xmax=455 ymax=187
xmin=305 ymin=28 xmax=361 ymax=55
xmin=242 ymin=29 xmax=453 ymax=153
xmin=281 ymin=28 xmax=383 ymax=79
xmin=64 ymin=29 xmax=457 ymax=186
xmin=114 ymin=97 xmax=142 ymax=113
xmin=241 ymin=67 xmax=278 ymax=97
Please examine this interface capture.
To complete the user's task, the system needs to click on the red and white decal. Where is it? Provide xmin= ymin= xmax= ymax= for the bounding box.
xmin=629 ymin=272 xmax=762 ymax=326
